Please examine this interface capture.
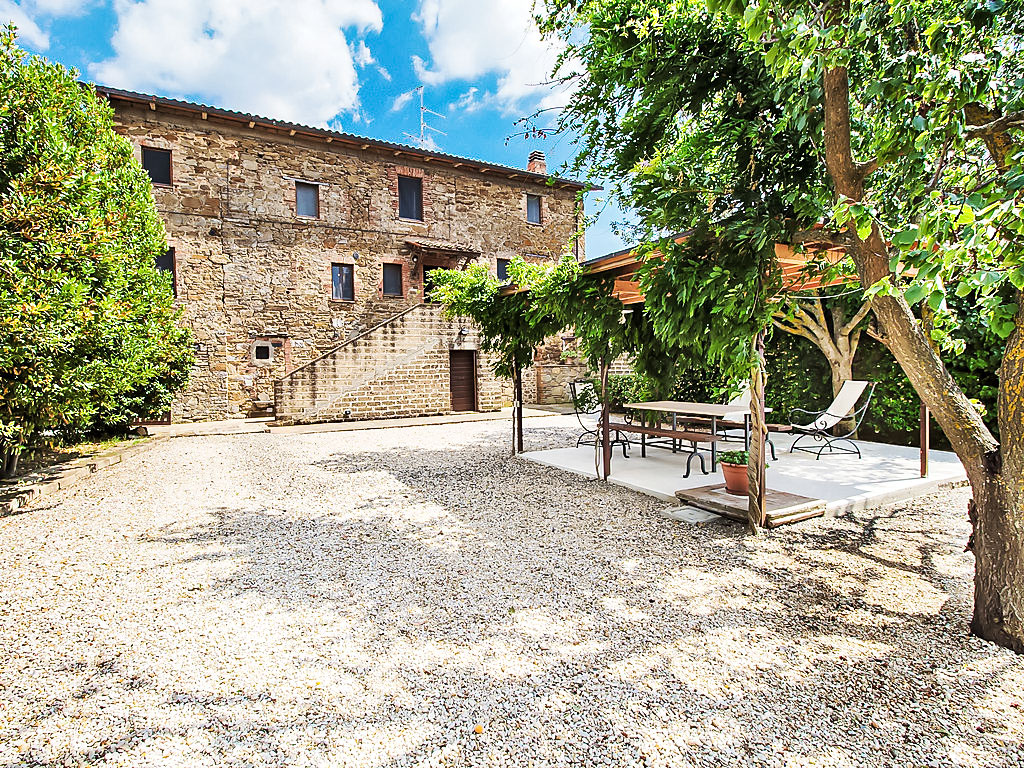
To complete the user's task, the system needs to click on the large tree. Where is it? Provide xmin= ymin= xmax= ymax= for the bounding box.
xmin=0 ymin=29 xmax=192 ymax=474
xmin=540 ymin=0 xmax=1024 ymax=651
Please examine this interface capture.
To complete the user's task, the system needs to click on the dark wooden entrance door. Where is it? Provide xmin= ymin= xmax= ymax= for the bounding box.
xmin=449 ymin=351 xmax=476 ymax=411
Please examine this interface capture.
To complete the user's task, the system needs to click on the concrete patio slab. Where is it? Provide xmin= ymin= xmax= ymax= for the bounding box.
xmin=521 ymin=431 xmax=967 ymax=515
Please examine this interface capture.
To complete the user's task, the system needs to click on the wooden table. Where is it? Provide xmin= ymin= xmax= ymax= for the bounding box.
xmin=623 ymin=400 xmax=772 ymax=471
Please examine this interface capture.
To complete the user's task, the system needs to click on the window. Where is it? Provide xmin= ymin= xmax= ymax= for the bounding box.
xmin=141 ymin=147 xmax=172 ymax=186
xmin=398 ymin=175 xmax=423 ymax=220
xmin=296 ymin=181 xmax=319 ymax=218
xmin=253 ymin=342 xmax=273 ymax=364
xmin=382 ymin=263 xmax=403 ymax=296
xmin=526 ymin=193 xmax=542 ymax=224
xmin=155 ymin=247 xmax=176 ymax=297
xmin=496 ymin=258 xmax=511 ymax=283
xmin=332 ymin=263 xmax=354 ymax=301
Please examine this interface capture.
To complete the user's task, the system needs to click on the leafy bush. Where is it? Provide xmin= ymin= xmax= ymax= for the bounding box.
xmin=0 ymin=29 xmax=193 ymax=473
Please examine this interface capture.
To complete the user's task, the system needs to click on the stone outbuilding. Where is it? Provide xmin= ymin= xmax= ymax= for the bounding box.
xmin=98 ymin=86 xmax=588 ymax=424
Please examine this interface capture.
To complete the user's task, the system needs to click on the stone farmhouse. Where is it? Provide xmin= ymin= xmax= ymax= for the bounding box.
xmin=97 ymin=86 xmax=588 ymax=424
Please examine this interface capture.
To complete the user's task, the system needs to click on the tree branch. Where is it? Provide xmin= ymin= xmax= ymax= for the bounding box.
xmin=839 ymin=298 xmax=872 ymax=337
xmin=964 ymin=109 xmax=1024 ymax=138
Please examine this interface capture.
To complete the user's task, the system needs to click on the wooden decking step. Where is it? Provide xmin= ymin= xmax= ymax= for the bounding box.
xmin=674 ymin=484 xmax=826 ymax=528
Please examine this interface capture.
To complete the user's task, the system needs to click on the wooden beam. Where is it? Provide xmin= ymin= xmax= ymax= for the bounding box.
xmin=149 ymin=101 xmax=156 ymax=111
xmin=920 ymin=403 xmax=930 ymax=477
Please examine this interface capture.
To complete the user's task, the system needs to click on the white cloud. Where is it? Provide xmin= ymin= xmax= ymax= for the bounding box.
xmin=0 ymin=1 xmax=50 ymax=49
xmin=391 ymin=87 xmax=417 ymax=113
xmin=412 ymin=0 xmax=570 ymax=116
xmin=30 ymin=0 xmax=91 ymax=15
xmin=449 ymin=86 xmax=481 ymax=113
xmin=91 ymin=0 xmax=383 ymax=127
xmin=351 ymin=39 xmax=373 ymax=67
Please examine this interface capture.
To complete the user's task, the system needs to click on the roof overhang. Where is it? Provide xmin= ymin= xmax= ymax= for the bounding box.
xmin=93 ymin=84 xmax=596 ymax=192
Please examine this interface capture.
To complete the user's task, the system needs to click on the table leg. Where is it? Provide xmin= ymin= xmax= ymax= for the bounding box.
xmin=641 ymin=411 xmax=647 ymax=458
xmin=711 ymin=415 xmax=718 ymax=471
xmin=744 ymin=415 xmax=750 ymax=450
xmin=672 ymin=414 xmax=679 ymax=453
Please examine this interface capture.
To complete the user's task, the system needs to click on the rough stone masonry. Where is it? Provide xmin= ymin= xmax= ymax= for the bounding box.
xmin=99 ymin=86 xmax=587 ymax=423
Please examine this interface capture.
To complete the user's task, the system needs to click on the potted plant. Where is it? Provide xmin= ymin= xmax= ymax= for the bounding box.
xmin=718 ymin=450 xmax=750 ymax=496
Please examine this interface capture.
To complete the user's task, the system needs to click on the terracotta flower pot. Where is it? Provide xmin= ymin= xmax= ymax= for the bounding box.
xmin=721 ymin=461 xmax=749 ymax=496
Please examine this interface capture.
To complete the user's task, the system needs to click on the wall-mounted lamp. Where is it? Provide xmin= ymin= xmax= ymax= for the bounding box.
xmin=411 ymin=253 xmax=419 ymax=265
xmin=352 ymin=252 xmax=360 ymax=262
xmin=458 ymin=328 xmax=468 ymax=336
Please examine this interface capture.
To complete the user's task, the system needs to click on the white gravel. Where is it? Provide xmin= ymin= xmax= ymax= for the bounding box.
xmin=1 ymin=416 xmax=1022 ymax=768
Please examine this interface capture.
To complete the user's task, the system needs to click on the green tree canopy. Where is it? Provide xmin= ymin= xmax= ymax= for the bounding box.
xmin=539 ymin=0 xmax=1024 ymax=651
xmin=0 ymin=28 xmax=193 ymax=473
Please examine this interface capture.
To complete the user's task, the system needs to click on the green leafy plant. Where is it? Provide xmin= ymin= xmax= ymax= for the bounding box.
xmin=718 ymin=450 xmax=749 ymax=466
xmin=0 ymin=28 xmax=192 ymax=475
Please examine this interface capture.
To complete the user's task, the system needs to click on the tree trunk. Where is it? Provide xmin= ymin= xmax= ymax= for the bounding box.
xmin=1 ymin=443 xmax=20 ymax=478
xmin=972 ymin=295 xmax=1024 ymax=652
xmin=829 ymin=352 xmax=856 ymax=436
xmin=822 ymin=62 xmax=1023 ymax=652
xmin=747 ymin=331 xmax=768 ymax=533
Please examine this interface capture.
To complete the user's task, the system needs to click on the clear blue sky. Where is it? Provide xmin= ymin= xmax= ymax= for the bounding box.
xmin=3 ymin=0 xmax=632 ymax=258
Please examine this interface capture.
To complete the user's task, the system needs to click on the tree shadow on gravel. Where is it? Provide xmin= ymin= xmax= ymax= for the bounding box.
xmin=108 ymin=438 xmax=1024 ymax=768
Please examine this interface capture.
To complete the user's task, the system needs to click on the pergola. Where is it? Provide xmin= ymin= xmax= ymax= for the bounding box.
xmin=569 ymin=237 xmax=930 ymax=529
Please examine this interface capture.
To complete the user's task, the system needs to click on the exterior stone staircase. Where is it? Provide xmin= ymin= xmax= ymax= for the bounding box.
xmin=273 ymin=304 xmax=504 ymax=425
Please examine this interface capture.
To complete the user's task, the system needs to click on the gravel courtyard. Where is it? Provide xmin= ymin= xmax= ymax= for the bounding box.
xmin=1 ymin=416 xmax=1022 ymax=767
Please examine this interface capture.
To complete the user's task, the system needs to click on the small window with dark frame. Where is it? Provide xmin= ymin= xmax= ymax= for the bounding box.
xmin=155 ymin=247 xmax=176 ymax=297
xmin=496 ymin=258 xmax=511 ymax=283
xmin=296 ymin=181 xmax=319 ymax=218
xmin=382 ymin=263 xmax=403 ymax=296
xmin=253 ymin=342 xmax=273 ymax=364
xmin=141 ymin=147 xmax=172 ymax=186
xmin=398 ymin=175 xmax=423 ymax=220
xmin=332 ymin=263 xmax=355 ymax=301
xmin=526 ymin=193 xmax=542 ymax=224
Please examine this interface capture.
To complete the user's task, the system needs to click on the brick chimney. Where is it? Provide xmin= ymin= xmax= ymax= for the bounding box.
xmin=527 ymin=150 xmax=547 ymax=174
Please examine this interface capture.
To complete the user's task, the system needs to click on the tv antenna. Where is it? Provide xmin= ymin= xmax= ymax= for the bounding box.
xmin=400 ymin=86 xmax=446 ymax=149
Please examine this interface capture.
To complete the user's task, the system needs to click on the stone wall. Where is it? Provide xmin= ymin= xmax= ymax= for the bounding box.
xmin=274 ymin=304 xmax=507 ymax=425
xmin=533 ymin=364 xmax=590 ymax=404
xmin=107 ymin=98 xmax=583 ymax=421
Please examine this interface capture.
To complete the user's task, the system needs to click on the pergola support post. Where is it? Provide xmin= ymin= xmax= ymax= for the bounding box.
xmin=515 ymin=366 xmax=524 ymax=454
xmin=920 ymin=402 xmax=929 ymax=477
xmin=600 ymin=357 xmax=611 ymax=480
xmin=747 ymin=331 xmax=768 ymax=531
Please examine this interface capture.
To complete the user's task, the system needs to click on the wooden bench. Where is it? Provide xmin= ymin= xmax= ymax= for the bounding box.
xmin=609 ymin=421 xmax=719 ymax=477
xmin=668 ymin=416 xmax=793 ymax=461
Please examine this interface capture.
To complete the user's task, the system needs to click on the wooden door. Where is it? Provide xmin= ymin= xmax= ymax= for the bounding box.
xmin=449 ymin=351 xmax=477 ymax=411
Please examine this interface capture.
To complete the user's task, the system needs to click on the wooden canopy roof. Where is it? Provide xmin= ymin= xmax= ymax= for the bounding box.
xmin=580 ymin=235 xmax=849 ymax=306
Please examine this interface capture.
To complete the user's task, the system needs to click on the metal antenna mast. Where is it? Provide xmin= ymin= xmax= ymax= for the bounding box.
xmin=401 ymin=86 xmax=446 ymax=149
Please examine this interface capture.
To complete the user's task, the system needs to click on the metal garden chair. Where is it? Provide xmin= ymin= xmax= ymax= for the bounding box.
xmin=789 ymin=380 xmax=877 ymax=459
xmin=567 ymin=380 xmax=631 ymax=458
